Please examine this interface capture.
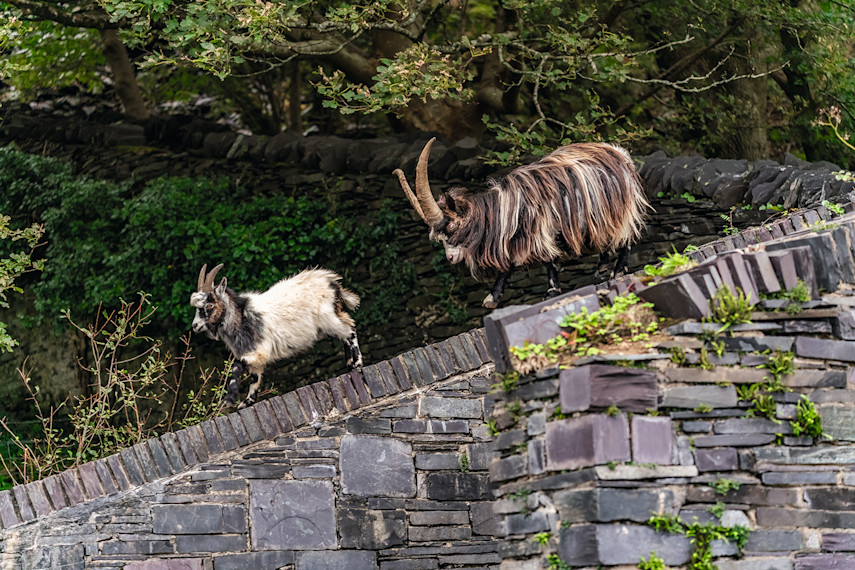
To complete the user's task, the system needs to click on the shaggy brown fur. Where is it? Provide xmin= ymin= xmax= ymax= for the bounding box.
xmin=437 ymin=143 xmax=648 ymax=281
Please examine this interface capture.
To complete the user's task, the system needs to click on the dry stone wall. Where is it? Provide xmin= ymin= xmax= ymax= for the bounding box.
xmin=0 ymin=330 xmax=503 ymax=570
xmin=483 ymin=200 xmax=855 ymax=569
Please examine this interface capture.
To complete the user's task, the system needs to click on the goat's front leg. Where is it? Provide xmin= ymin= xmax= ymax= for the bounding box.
xmin=482 ymin=269 xmax=514 ymax=309
xmin=239 ymin=370 xmax=262 ymax=410
xmin=345 ymin=330 xmax=363 ymax=369
xmin=225 ymin=360 xmax=246 ymax=407
xmin=595 ymin=251 xmax=611 ymax=278
xmin=545 ymin=261 xmax=561 ymax=298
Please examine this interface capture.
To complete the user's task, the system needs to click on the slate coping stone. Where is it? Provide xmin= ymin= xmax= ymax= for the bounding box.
xmin=362 ymin=365 xmax=388 ymax=398
xmin=311 ymin=382 xmax=335 ymax=414
xmin=638 ymin=273 xmax=710 ymax=320
xmin=23 ymin=481 xmax=52 ymax=518
xmin=105 ymin=453 xmax=133 ymax=491
xmin=213 ymin=416 xmax=240 ymax=451
xmin=326 ymin=378 xmax=351 ymax=414
xmin=76 ymin=461 xmax=105 ymax=501
xmin=0 ymin=490 xmax=20 ymax=529
xmin=282 ymin=391 xmax=308 ymax=425
xmin=119 ymin=448 xmax=146 ymax=486
xmin=226 ymin=412 xmax=251 ymax=447
xmin=296 ymin=385 xmax=323 ymax=420
xmin=10 ymin=485 xmax=34 ymax=522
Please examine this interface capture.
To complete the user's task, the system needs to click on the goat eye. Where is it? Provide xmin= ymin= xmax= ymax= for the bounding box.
xmin=205 ymin=303 xmax=214 ymax=311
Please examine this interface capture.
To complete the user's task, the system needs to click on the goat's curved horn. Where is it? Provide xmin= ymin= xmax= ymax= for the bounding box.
xmin=414 ymin=138 xmax=444 ymax=226
xmin=204 ymin=264 xmax=224 ymax=292
xmin=198 ymin=264 xmax=208 ymax=291
xmin=393 ymin=169 xmax=427 ymax=224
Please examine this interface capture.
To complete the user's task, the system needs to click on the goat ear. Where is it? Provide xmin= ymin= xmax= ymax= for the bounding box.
xmin=216 ymin=277 xmax=228 ymax=295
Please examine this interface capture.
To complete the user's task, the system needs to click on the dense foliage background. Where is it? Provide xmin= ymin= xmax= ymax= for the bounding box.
xmin=0 ymin=0 xmax=852 ymax=165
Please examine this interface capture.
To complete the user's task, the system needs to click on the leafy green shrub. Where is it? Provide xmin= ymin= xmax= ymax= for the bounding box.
xmin=0 ymin=146 xmax=420 ymax=333
xmin=708 ymin=285 xmax=754 ymax=329
xmin=792 ymin=395 xmax=826 ymax=439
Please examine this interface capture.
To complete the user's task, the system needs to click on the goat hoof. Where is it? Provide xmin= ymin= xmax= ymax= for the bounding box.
xmin=482 ymin=294 xmax=498 ymax=309
xmin=546 ymin=288 xmax=561 ymax=298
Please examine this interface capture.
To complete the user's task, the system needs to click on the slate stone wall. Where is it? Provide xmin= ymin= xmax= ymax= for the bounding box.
xmin=0 ymin=329 xmax=504 ymax=570
xmin=483 ymin=200 xmax=855 ymax=569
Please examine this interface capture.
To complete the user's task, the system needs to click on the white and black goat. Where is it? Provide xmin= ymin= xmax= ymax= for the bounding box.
xmin=190 ymin=264 xmax=362 ymax=408
xmin=394 ymin=138 xmax=649 ymax=308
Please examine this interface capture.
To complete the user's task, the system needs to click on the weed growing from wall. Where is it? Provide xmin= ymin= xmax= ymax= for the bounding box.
xmin=648 ymin=512 xmax=750 ymax=570
xmin=0 ymin=295 xmax=235 ymax=486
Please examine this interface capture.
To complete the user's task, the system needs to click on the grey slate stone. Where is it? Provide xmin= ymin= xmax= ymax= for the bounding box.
xmin=153 ymin=504 xmax=247 ymax=534
xmin=250 ymin=479 xmax=336 ymax=550
xmin=560 ymin=365 xmax=658 ymax=413
xmin=796 ymin=336 xmax=855 ymax=362
xmin=660 ymin=385 xmax=738 ymax=409
xmin=420 ymin=396 xmax=482 ymax=419
xmin=415 ymin=453 xmax=460 ymax=470
xmin=489 ymin=454 xmax=527 ymax=482
xmin=693 ymin=434 xmax=778 ymax=447
xmin=339 ymin=508 xmax=406 ymax=549
xmin=556 ymin=525 xmax=599 ymax=567
xmin=597 ymin=524 xmax=692 ymax=565
xmin=226 ymin=412 xmax=251 ymax=447
xmin=23 ymin=481 xmax=52 ymax=517
xmin=347 ymin=417 xmax=392 ymax=434
xmin=362 ymin=365 xmax=388 ymax=398
xmin=282 ymin=391 xmax=308 ymax=426
xmin=426 ymin=472 xmax=490 ymax=500
xmin=763 ymin=471 xmax=837 ymax=485
xmin=147 ymin=438 xmax=175 ymax=478
xmin=695 ymin=448 xmax=739 ymax=472
xmin=598 ymin=488 xmax=678 ymax=522
xmin=176 ymin=534 xmax=247 ymax=553
xmin=213 ymin=551 xmax=294 ymax=570
xmin=504 ymin=511 xmax=550 ymax=535
xmin=795 ymin=554 xmax=855 ymax=569
xmin=340 ymin=435 xmax=416 ymax=497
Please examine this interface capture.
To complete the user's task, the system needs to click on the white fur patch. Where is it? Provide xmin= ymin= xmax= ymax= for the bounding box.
xmin=190 ymin=292 xmax=207 ymax=308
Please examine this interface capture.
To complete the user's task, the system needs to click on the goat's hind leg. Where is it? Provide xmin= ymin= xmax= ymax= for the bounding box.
xmin=545 ymin=261 xmax=561 ymax=298
xmin=345 ymin=329 xmax=363 ymax=369
xmin=483 ymin=269 xmax=514 ymax=309
xmin=225 ymin=359 xmax=246 ymax=407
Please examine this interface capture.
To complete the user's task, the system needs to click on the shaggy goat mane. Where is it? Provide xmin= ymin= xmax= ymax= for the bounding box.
xmin=446 ymin=143 xmax=648 ymax=280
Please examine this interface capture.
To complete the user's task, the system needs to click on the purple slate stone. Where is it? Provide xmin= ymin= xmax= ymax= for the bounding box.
xmin=378 ymin=361 xmax=401 ymax=394
xmin=349 ymin=369 xmax=373 ymax=405
xmin=311 ymin=382 xmax=334 ymax=414
xmin=559 ymin=367 xmax=592 ymax=412
xmin=42 ymin=475 xmax=68 ymax=509
xmin=744 ymin=251 xmax=782 ymax=294
xmin=105 ymin=454 xmax=132 ymax=491
xmin=23 ymin=481 xmax=53 ymax=517
xmin=795 ymin=554 xmax=855 ymax=569
xmin=326 ymin=377 xmax=350 ymax=414
xmin=767 ymin=250 xmax=800 ymax=290
xmin=631 ymin=416 xmax=673 ymax=465
xmin=0 ymin=490 xmax=20 ymax=528
xmin=338 ymin=373 xmax=362 ymax=409
xmin=11 ymin=485 xmax=34 ymax=522
xmin=560 ymin=365 xmax=658 ymax=414
xmin=296 ymin=385 xmax=323 ymax=420
xmin=77 ymin=462 xmax=105 ymax=499
xmin=546 ymin=414 xmax=630 ymax=471
xmin=58 ymin=470 xmax=86 ymax=506
xmin=389 ymin=356 xmax=413 ymax=390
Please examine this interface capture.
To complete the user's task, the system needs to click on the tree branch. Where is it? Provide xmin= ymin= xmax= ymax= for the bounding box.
xmin=5 ymin=0 xmax=115 ymax=29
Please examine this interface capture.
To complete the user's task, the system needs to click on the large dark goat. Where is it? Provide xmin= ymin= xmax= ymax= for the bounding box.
xmin=191 ymin=264 xmax=362 ymax=409
xmin=393 ymin=138 xmax=649 ymax=308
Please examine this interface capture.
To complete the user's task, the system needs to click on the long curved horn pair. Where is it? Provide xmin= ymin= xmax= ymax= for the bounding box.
xmin=393 ymin=137 xmax=444 ymax=227
xmin=197 ymin=263 xmax=224 ymax=293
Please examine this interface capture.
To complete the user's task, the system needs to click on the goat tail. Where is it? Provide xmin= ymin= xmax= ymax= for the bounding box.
xmin=339 ymin=287 xmax=360 ymax=310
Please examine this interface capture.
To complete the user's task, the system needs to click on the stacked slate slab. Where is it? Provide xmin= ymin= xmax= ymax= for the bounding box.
xmin=486 ymin=199 xmax=855 ymax=569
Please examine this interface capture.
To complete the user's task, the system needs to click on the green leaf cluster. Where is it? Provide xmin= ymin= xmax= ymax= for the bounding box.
xmin=0 ymin=146 xmax=420 ymax=334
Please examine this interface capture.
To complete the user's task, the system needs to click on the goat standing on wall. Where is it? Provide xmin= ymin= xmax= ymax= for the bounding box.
xmin=190 ymin=264 xmax=362 ymax=409
xmin=394 ymin=138 xmax=649 ymax=308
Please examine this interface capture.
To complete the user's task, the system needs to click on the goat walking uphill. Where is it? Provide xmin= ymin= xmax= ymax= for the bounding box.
xmin=394 ymin=138 xmax=649 ymax=308
xmin=191 ymin=264 xmax=362 ymax=409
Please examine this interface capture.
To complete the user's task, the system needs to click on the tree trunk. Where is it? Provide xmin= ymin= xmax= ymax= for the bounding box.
xmin=717 ymin=37 xmax=770 ymax=160
xmin=99 ymin=29 xmax=150 ymax=120
xmin=289 ymin=61 xmax=302 ymax=132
